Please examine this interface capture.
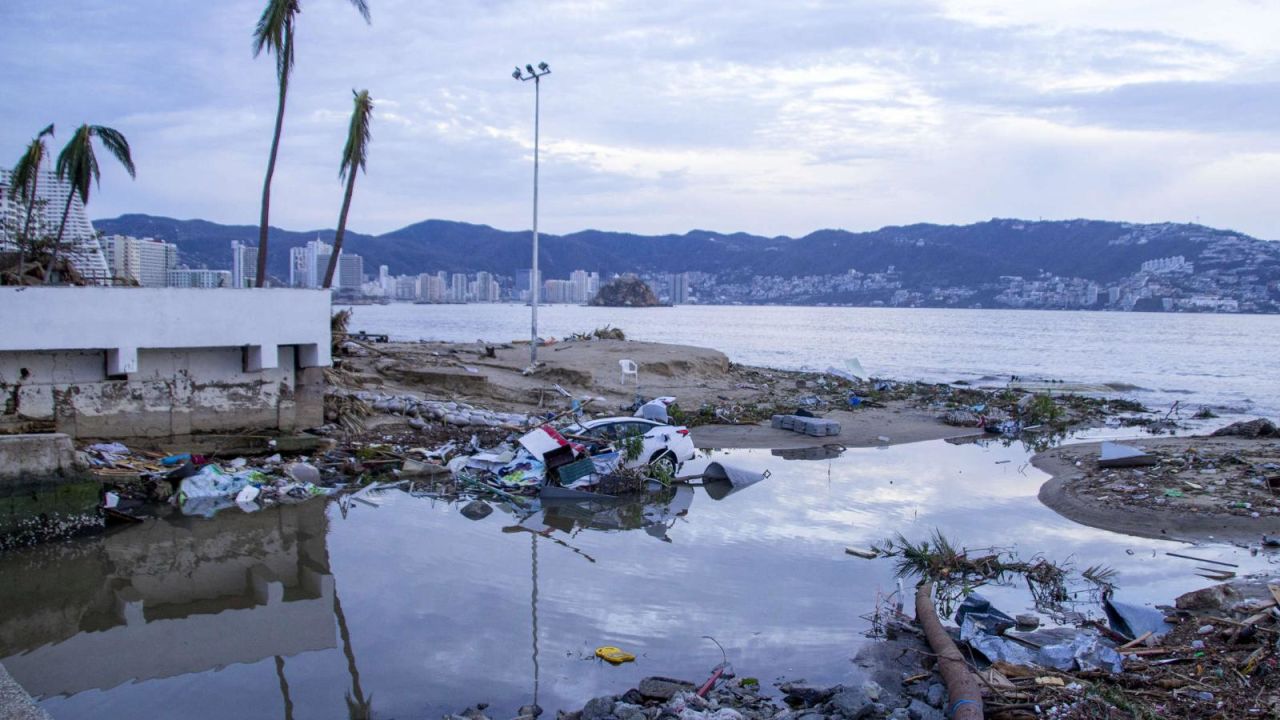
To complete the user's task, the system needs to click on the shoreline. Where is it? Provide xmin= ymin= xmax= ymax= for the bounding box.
xmin=1033 ymin=436 xmax=1280 ymax=544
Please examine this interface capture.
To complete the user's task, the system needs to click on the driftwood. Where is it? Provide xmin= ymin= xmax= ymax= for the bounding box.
xmin=915 ymin=582 xmax=983 ymax=720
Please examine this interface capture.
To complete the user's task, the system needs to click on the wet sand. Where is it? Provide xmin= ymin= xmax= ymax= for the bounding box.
xmin=1034 ymin=437 xmax=1280 ymax=544
xmin=339 ymin=338 xmax=984 ymax=449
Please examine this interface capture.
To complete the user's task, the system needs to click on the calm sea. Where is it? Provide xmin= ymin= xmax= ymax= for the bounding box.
xmin=341 ymin=303 xmax=1280 ymax=417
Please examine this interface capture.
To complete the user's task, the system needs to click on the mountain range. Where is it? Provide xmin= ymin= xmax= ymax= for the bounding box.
xmin=94 ymin=214 xmax=1279 ymax=292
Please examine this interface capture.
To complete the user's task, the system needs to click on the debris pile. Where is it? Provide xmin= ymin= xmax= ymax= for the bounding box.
xmin=1053 ymin=437 xmax=1280 ymax=519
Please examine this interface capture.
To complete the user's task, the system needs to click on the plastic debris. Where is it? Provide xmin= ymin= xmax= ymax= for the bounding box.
xmin=595 ymin=646 xmax=636 ymax=665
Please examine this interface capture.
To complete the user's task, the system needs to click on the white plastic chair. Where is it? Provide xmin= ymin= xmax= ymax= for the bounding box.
xmin=619 ymin=359 xmax=638 ymax=386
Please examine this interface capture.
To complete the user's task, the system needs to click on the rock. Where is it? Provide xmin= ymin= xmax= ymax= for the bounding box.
xmin=780 ymin=683 xmax=836 ymax=707
xmin=460 ymin=499 xmax=493 ymax=521
xmin=888 ymin=709 xmax=910 ymax=720
xmin=1211 ymin=418 xmax=1277 ymax=438
xmin=1015 ymin=614 xmax=1040 ymax=630
xmin=827 ymin=687 xmax=874 ymax=719
xmin=460 ymin=704 xmax=491 ymax=720
xmin=639 ymin=677 xmax=697 ymax=701
xmin=621 ymin=689 xmax=647 ymax=706
xmin=907 ymin=700 xmax=944 ymax=720
xmin=925 ymin=683 xmax=945 ymax=708
xmin=582 ymin=696 xmax=616 ymax=720
xmin=1176 ymin=583 xmax=1240 ymax=611
xmin=519 ymin=705 xmax=544 ymax=718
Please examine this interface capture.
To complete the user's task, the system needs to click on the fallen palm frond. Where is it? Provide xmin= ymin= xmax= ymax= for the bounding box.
xmin=325 ymin=392 xmax=371 ymax=434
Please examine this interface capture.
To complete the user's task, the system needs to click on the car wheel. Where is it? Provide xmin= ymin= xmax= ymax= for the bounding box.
xmin=648 ymin=451 xmax=678 ymax=477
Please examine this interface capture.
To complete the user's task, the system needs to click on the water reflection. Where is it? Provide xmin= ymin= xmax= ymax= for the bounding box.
xmin=0 ymin=502 xmax=337 ymax=701
xmin=5 ymin=439 xmax=1278 ymax=719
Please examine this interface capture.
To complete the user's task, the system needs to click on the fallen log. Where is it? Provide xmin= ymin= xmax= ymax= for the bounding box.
xmin=915 ymin=582 xmax=983 ymax=720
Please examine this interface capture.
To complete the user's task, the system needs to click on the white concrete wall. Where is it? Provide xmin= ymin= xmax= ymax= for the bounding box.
xmin=0 ymin=287 xmax=330 ymax=372
xmin=0 ymin=288 xmax=330 ymax=438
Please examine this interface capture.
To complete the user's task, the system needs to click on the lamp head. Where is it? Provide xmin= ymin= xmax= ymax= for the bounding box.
xmin=538 ymin=62 xmax=549 ymax=72
xmin=526 ymin=64 xmax=535 ymax=74
xmin=512 ymin=68 xmax=522 ymax=80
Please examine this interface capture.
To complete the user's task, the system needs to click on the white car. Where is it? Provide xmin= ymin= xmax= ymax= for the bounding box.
xmin=563 ymin=416 xmax=697 ymax=475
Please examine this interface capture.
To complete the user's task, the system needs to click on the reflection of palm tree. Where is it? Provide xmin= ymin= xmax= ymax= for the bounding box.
xmin=334 ymin=591 xmax=373 ymax=719
xmin=274 ymin=655 xmax=295 ymax=720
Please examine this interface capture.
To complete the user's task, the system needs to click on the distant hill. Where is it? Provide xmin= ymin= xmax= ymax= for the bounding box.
xmin=94 ymin=213 xmax=1280 ymax=293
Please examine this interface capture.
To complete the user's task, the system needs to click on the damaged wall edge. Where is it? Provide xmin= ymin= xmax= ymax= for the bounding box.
xmin=0 ymin=288 xmax=331 ymax=440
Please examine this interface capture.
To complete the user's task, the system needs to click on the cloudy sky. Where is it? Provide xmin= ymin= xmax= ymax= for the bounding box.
xmin=3 ymin=1 xmax=1278 ymax=239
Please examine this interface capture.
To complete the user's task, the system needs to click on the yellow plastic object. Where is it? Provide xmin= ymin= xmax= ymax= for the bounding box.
xmin=595 ymin=646 xmax=636 ymax=665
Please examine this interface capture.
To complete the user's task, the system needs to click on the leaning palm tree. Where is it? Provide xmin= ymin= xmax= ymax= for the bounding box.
xmin=252 ymin=0 xmax=371 ymax=287
xmin=322 ymin=89 xmax=373 ymax=289
xmin=47 ymin=124 xmax=136 ymax=283
xmin=9 ymin=123 xmax=54 ymax=282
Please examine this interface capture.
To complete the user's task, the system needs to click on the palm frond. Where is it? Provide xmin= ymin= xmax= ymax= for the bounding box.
xmin=253 ymin=0 xmax=298 ymax=79
xmin=89 ymin=125 xmax=136 ymax=178
xmin=339 ymin=89 xmax=374 ymax=180
xmin=347 ymin=0 xmax=371 ymax=23
xmin=11 ymin=125 xmax=54 ymax=201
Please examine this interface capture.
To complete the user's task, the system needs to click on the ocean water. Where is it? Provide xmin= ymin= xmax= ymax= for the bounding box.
xmin=341 ymin=303 xmax=1280 ymax=417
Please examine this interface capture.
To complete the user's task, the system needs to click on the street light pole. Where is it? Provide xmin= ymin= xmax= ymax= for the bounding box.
xmin=514 ymin=62 xmax=551 ymax=367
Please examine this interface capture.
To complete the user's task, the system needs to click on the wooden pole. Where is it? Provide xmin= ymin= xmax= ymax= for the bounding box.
xmin=915 ymin=582 xmax=983 ymax=720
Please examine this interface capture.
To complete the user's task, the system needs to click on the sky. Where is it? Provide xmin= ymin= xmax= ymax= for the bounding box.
xmin=2 ymin=0 xmax=1278 ymax=239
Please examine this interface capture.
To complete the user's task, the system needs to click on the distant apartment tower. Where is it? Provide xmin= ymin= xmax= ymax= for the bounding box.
xmin=473 ymin=271 xmax=499 ymax=302
xmin=168 ymin=269 xmax=231 ymax=288
xmin=450 ymin=273 xmax=468 ymax=302
xmin=230 ymin=241 xmax=258 ymax=288
xmin=337 ymin=254 xmax=363 ymax=290
xmin=103 ymin=235 xmax=177 ymax=287
xmin=0 ymin=167 xmax=109 ymax=283
xmin=669 ymin=272 xmax=690 ymax=304
xmin=516 ymin=269 xmax=542 ymax=301
xmin=289 ymin=238 xmax=334 ymax=288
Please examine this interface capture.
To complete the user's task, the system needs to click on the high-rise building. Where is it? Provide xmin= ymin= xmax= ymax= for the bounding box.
xmin=230 ymin=241 xmax=258 ymax=288
xmin=337 ymin=254 xmax=363 ymax=290
xmin=516 ymin=269 xmax=542 ymax=301
xmin=0 ymin=168 xmax=109 ymax=283
xmin=379 ymin=265 xmax=392 ymax=295
xmin=103 ymin=235 xmax=178 ymax=287
xmin=450 ymin=273 xmax=468 ymax=302
xmin=669 ymin=272 xmax=689 ymax=304
xmin=288 ymin=238 xmax=334 ymax=288
xmin=168 ymin=269 xmax=231 ymax=288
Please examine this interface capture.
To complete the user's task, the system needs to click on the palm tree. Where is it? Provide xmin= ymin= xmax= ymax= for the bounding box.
xmin=252 ymin=0 xmax=371 ymax=288
xmin=47 ymin=124 xmax=136 ymax=283
xmin=322 ymin=89 xmax=373 ymax=289
xmin=9 ymin=124 xmax=54 ymax=282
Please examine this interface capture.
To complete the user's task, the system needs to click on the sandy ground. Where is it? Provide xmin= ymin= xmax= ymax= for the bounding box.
xmin=1033 ymin=436 xmax=1280 ymax=544
xmin=338 ymin=338 xmax=983 ymax=449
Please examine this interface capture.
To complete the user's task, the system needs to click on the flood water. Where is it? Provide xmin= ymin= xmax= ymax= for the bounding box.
xmin=5 ymin=437 xmax=1277 ymax=719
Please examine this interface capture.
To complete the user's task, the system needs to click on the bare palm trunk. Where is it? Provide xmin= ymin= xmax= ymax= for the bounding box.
xmin=15 ymin=176 xmax=38 ymax=283
xmin=45 ymin=189 xmax=75 ymax=284
xmin=256 ymin=33 xmax=292 ymax=288
xmin=322 ymin=171 xmax=358 ymax=289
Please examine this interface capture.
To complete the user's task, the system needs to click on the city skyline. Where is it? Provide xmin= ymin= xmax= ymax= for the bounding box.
xmin=3 ymin=2 xmax=1279 ymax=242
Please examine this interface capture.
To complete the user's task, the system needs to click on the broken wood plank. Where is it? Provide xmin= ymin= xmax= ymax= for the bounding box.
xmin=1121 ymin=631 xmax=1153 ymax=649
xmin=1166 ymin=551 xmax=1238 ymax=567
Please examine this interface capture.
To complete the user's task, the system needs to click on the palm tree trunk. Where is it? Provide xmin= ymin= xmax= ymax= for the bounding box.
xmin=256 ymin=34 xmax=292 ymax=288
xmin=15 ymin=176 xmax=38 ymax=284
xmin=45 ymin=189 xmax=75 ymax=284
xmin=322 ymin=171 xmax=358 ymax=289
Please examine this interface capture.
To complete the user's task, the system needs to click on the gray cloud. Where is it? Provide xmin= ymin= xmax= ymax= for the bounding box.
xmin=2 ymin=0 xmax=1279 ymax=239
